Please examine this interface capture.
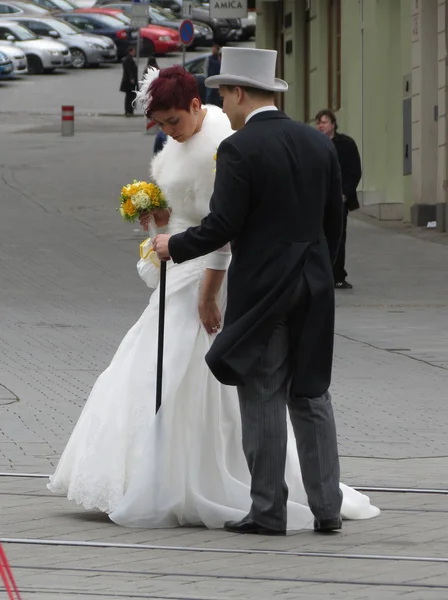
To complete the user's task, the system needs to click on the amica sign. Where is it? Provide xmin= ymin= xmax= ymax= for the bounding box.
xmin=210 ymin=0 xmax=248 ymax=19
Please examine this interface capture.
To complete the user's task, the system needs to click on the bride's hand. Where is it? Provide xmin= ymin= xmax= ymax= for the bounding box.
xmin=139 ymin=211 xmax=151 ymax=231
xmin=199 ymin=298 xmax=221 ymax=335
xmin=139 ymin=209 xmax=171 ymax=231
xmin=151 ymin=207 xmax=171 ymax=228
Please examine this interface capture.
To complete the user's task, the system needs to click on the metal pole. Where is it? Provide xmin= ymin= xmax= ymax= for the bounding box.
xmin=182 ymin=43 xmax=186 ymax=67
xmin=136 ymin=28 xmax=140 ymax=76
xmin=155 ymin=261 xmax=166 ymax=413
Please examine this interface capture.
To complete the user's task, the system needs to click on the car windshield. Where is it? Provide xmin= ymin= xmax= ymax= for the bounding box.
xmin=90 ymin=13 xmax=127 ymax=28
xmin=44 ymin=18 xmax=80 ymax=35
xmin=4 ymin=23 xmax=38 ymax=40
xmin=106 ymin=11 xmax=130 ymax=24
xmin=12 ymin=2 xmax=49 ymax=14
xmin=53 ymin=0 xmax=77 ymax=10
xmin=150 ymin=6 xmax=177 ymax=21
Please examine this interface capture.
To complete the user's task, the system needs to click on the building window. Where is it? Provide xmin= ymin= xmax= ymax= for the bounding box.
xmin=328 ymin=0 xmax=341 ymax=111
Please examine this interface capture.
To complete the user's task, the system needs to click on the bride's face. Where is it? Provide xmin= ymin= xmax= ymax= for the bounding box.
xmin=152 ymin=99 xmax=201 ymax=143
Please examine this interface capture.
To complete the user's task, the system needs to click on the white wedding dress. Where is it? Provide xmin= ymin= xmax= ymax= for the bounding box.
xmin=48 ymin=105 xmax=380 ymax=530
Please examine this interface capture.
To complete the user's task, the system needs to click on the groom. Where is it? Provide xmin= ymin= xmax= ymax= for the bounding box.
xmin=153 ymin=48 xmax=344 ymax=535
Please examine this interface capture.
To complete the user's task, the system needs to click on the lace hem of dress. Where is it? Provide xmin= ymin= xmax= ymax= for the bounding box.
xmin=47 ymin=478 xmax=121 ymax=514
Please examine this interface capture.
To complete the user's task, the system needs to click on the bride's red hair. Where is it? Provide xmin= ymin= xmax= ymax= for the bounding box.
xmin=146 ymin=65 xmax=201 ymax=117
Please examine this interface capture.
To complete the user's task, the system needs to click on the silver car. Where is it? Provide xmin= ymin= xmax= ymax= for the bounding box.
xmin=0 ymin=39 xmax=27 ymax=73
xmin=0 ymin=20 xmax=71 ymax=73
xmin=0 ymin=1 xmax=50 ymax=16
xmin=12 ymin=17 xmax=117 ymax=67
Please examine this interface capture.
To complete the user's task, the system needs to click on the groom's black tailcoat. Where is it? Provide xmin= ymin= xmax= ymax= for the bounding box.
xmin=169 ymin=111 xmax=343 ymax=398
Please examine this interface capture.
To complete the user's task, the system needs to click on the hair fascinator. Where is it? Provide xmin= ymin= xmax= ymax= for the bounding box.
xmin=134 ymin=67 xmax=160 ymax=114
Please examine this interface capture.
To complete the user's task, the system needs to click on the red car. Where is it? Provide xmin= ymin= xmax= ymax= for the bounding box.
xmin=72 ymin=7 xmax=181 ymax=55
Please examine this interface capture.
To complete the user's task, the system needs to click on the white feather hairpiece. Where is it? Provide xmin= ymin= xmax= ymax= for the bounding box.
xmin=134 ymin=67 xmax=160 ymax=113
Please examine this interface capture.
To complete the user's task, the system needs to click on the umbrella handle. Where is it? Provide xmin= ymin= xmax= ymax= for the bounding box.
xmin=155 ymin=260 xmax=167 ymax=413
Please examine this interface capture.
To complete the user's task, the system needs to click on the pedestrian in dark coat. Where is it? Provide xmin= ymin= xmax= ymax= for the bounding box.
xmin=120 ymin=45 xmax=138 ymax=117
xmin=205 ymin=43 xmax=222 ymax=107
xmin=153 ymin=48 xmax=344 ymax=536
xmin=316 ymin=109 xmax=362 ymax=289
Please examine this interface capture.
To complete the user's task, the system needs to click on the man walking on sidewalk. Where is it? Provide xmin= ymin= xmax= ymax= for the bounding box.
xmin=316 ymin=109 xmax=362 ymax=290
xmin=120 ymin=45 xmax=138 ymax=117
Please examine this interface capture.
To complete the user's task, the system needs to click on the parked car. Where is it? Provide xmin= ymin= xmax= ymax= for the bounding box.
xmin=157 ymin=0 xmax=241 ymax=43
xmin=240 ymin=10 xmax=256 ymax=40
xmin=0 ymin=1 xmax=50 ymax=16
xmin=102 ymin=3 xmax=213 ymax=48
xmin=184 ymin=52 xmax=209 ymax=102
xmin=55 ymin=11 xmax=137 ymax=58
xmin=0 ymin=20 xmax=71 ymax=72
xmin=12 ymin=16 xmax=117 ymax=67
xmin=0 ymin=39 xmax=27 ymax=73
xmin=0 ymin=47 xmax=13 ymax=77
xmin=95 ymin=0 xmax=241 ymax=43
xmin=31 ymin=0 xmax=79 ymax=11
xmin=72 ymin=7 xmax=180 ymax=56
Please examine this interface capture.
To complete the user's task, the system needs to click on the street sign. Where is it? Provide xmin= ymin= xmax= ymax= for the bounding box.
xmin=131 ymin=2 xmax=149 ymax=28
xmin=179 ymin=19 xmax=195 ymax=46
xmin=210 ymin=0 xmax=248 ymax=19
xmin=182 ymin=0 xmax=193 ymax=18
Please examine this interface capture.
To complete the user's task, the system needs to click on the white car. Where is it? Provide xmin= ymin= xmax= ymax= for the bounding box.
xmin=0 ymin=20 xmax=71 ymax=73
xmin=0 ymin=39 xmax=26 ymax=74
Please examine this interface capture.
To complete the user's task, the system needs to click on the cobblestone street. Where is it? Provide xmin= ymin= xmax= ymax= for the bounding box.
xmin=0 ymin=109 xmax=448 ymax=598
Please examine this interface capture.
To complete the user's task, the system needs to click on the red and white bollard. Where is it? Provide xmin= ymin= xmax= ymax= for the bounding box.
xmin=61 ymin=105 xmax=74 ymax=137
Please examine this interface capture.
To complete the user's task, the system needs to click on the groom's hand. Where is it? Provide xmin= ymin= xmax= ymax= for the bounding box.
xmin=153 ymin=234 xmax=172 ymax=261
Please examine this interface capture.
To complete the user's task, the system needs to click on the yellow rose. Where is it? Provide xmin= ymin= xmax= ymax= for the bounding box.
xmin=123 ymin=198 xmax=137 ymax=217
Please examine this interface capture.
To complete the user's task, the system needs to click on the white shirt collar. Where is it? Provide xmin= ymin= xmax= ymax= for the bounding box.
xmin=245 ymin=105 xmax=278 ymax=124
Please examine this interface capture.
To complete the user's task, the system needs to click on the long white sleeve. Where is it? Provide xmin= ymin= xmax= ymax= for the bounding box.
xmin=205 ymin=243 xmax=231 ymax=271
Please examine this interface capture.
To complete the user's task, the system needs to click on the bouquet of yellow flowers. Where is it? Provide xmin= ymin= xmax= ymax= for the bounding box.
xmin=118 ymin=180 xmax=167 ymax=223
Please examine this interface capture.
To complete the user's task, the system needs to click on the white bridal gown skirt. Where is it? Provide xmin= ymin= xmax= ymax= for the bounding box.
xmin=48 ymin=257 xmax=380 ymax=530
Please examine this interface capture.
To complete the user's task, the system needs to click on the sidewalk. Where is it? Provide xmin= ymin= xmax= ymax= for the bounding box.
xmin=0 ymin=125 xmax=448 ymax=599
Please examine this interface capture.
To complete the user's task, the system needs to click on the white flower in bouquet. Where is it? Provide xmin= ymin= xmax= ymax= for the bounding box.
xmin=132 ymin=190 xmax=151 ymax=210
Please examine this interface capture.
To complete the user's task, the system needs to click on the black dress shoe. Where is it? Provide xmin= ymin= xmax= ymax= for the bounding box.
xmin=224 ymin=517 xmax=286 ymax=536
xmin=314 ymin=517 xmax=342 ymax=533
xmin=335 ymin=280 xmax=353 ymax=290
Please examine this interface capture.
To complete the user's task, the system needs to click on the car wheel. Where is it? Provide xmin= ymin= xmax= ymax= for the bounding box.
xmin=70 ymin=48 xmax=87 ymax=69
xmin=27 ymin=55 xmax=43 ymax=75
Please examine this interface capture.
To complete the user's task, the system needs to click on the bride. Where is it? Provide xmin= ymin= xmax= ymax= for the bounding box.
xmin=48 ymin=65 xmax=380 ymax=530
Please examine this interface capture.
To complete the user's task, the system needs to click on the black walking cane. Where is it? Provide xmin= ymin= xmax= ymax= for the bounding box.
xmin=155 ymin=260 xmax=167 ymax=413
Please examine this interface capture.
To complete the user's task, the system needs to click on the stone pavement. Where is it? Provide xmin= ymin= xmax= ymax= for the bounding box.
xmin=0 ymin=116 xmax=448 ymax=599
